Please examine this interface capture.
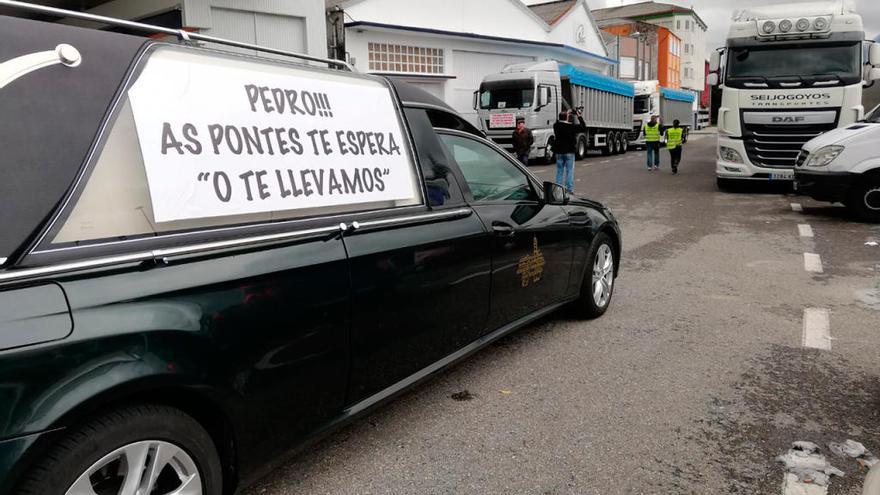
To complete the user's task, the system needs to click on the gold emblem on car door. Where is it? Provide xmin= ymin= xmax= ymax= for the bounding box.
xmin=516 ymin=237 xmax=546 ymax=287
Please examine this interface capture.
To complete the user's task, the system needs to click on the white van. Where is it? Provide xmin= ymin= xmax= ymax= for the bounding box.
xmin=793 ymin=105 xmax=880 ymax=221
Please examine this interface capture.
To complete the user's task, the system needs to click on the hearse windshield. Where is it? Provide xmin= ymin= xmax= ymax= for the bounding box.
xmin=727 ymin=42 xmax=861 ymax=82
xmin=633 ymin=95 xmax=650 ymax=114
xmin=479 ymin=80 xmax=535 ymax=110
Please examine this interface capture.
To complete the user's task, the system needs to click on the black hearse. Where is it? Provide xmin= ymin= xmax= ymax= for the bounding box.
xmin=0 ymin=4 xmax=621 ymax=494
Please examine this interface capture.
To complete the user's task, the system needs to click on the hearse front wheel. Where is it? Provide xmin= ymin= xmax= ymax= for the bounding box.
xmin=17 ymin=405 xmax=223 ymax=495
xmin=577 ymin=233 xmax=616 ymax=319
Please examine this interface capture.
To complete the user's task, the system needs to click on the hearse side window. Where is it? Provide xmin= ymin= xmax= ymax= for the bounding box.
xmin=438 ymin=134 xmax=537 ymax=202
xmin=402 ymin=108 xmax=466 ymax=207
xmin=46 ymin=46 xmax=423 ymax=247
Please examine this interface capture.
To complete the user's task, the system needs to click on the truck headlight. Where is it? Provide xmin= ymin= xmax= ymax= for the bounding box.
xmin=719 ymin=146 xmax=743 ymax=163
xmin=805 ymin=145 xmax=844 ymax=167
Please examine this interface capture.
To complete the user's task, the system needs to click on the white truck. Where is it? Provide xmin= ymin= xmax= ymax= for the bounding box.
xmin=475 ymin=61 xmax=634 ymax=162
xmin=629 ymin=80 xmax=696 ymax=148
xmin=708 ymin=1 xmax=880 ymax=189
xmin=793 ymin=104 xmax=880 ymax=221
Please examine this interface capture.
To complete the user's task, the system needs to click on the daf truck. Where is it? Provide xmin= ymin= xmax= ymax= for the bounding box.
xmin=708 ymin=1 xmax=880 ymax=189
xmin=629 ymin=80 xmax=696 ymax=148
xmin=475 ymin=61 xmax=634 ymax=162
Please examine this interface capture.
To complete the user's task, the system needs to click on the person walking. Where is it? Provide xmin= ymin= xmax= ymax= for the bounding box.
xmin=665 ymin=119 xmax=684 ymax=174
xmin=553 ymin=110 xmax=577 ymax=193
xmin=643 ymin=114 xmax=662 ymax=171
xmin=511 ymin=117 xmax=534 ymax=167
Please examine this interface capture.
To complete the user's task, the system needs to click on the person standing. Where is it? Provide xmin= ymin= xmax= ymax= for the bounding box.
xmin=643 ymin=114 xmax=662 ymax=171
xmin=553 ymin=110 xmax=577 ymax=193
xmin=666 ymin=119 xmax=684 ymax=174
xmin=511 ymin=117 xmax=534 ymax=167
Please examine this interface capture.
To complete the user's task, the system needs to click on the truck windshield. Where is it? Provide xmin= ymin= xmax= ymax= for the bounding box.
xmin=478 ymin=81 xmax=534 ymax=110
xmin=727 ymin=42 xmax=860 ymax=80
xmin=633 ymin=95 xmax=650 ymax=114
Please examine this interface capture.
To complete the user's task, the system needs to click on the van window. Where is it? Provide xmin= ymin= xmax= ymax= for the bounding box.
xmin=47 ymin=45 xmax=422 ymax=247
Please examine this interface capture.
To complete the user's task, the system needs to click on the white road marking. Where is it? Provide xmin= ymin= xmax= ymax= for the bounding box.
xmin=803 ymin=253 xmax=823 ymax=273
xmin=600 ymin=160 xmax=610 ymax=164
xmin=791 ymin=203 xmax=803 ymax=212
xmin=802 ymin=308 xmax=831 ymax=350
xmin=798 ymin=224 xmax=814 ymax=238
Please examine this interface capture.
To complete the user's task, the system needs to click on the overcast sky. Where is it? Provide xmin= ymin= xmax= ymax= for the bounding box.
xmin=521 ymin=0 xmax=880 ymax=51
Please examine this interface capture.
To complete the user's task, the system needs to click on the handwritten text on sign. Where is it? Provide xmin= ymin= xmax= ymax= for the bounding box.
xmin=128 ymin=48 xmax=418 ymax=223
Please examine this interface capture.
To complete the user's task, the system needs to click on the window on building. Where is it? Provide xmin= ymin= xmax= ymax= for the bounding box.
xmin=368 ymin=42 xmax=444 ymax=74
xmin=685 ymin=20 xmax=690 ymax=30
xmin=684 ymin=44 xmax=689 ymax=54
xmin=676 ymin=20 xmax=681 ymax=30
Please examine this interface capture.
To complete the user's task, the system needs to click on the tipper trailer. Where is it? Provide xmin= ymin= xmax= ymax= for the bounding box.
xmin=476 ymin=61 xmax=634 ymax=162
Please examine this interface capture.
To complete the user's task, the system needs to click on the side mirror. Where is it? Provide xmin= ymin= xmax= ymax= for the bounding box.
xmin=707 ymin=73 xmax=719 ymax=86
xmin=472 ymin=90 xmax=479 ymax=111
xmin=869 ymin=67 xmax=880 ymax=82
xmin=543 ymin=181 xmax=568 ymax=205
xmin=870 ymin=42 xmax=880 ymax=66
xmin=709 ymin=50 xmax=722 ymax=72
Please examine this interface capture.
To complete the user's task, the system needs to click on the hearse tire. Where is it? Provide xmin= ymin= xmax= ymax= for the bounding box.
xmin=576 ymin=233 xmax=615 ymax=319
xmin=17 ymin=404 xmax=223 ymax=495
xmin=846 ymin=179 xmax=880 ymax=222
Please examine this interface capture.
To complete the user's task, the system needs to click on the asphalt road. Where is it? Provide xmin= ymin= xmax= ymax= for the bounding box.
xmin=245 ymin=132 xmax=880 ymax=495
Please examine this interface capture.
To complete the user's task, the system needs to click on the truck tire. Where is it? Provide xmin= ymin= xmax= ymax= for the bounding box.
xmin=16 ymin=404 xmax=223 ymax=495
xmin=846 ymin=178 xmax=880 ymax=222
xmin=576 ymin=135 xmax=588 ymax=160
xmin=544 ymin=138 xmax=556 ymax=165
xmin=601 ymin=133 xmax=613 ymax=156
xmin=618 ymin=133 xmax=628 ymax=154
xmin=682 ymin=127 xmax=689 ymax=144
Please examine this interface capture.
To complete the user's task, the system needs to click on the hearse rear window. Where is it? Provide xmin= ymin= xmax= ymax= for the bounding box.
xmin=49 ymin=46 xmax=422 ymax=246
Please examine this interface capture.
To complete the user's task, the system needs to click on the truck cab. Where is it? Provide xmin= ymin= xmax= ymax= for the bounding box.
xmin=708 ymin=1 xmax=880 ymax=189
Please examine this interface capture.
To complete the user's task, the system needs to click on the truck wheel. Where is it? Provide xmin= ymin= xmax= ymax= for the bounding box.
xmin=846 ymin=179 xmax=880 ymax=222
xmin=618 ymin=133 xmax=629 ymax=154
xmin=544 ymin=138 xmax=556 ymax=165
xmin=601 ymin=133 xmax=613 ymax=156
xmin=16 ymin=404 xmax=223 ymax=495
xmin=576 ymin=232 xmax=616 ymax=319
xmin=576 ymin=135 xmax=588 ymax=160
xmin=682 ymin=127 xmax=689 ymax=144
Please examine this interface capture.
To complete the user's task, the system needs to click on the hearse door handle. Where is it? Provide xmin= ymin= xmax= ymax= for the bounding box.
xmin=491 ymin=221 xmax=516 ymax=237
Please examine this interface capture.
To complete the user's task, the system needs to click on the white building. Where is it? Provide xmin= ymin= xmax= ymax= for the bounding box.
xmin=329 ymin=0 xmax=616 ymax=123
xmin=3 ymin=0 xmax=328 ymax=61
xmin=592 ymin=2 xmax=707 ymax=103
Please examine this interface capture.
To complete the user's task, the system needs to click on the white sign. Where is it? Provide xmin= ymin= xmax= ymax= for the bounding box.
xmin=128 ymin=48 xmax=417 ymax=223
xmin=489 ymin=113 xmax=516 ymax=128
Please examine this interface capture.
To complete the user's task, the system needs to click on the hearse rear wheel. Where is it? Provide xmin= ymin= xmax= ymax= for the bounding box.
xmin=17 ymin=405 xmax=223 ymax=495
xmin=577 ymin=232 xmax=615 ymax=319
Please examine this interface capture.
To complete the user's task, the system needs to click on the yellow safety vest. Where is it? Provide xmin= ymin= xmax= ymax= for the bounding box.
xmin=666 ymin=127 xmax=683 ymax=149
xmin=644 ymin=123 xmax=661 ymax=142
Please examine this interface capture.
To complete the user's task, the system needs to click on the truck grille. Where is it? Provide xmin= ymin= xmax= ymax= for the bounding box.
xmin=742 ymin=122 xmax=836 ymax=169
xmin=627 ymin=123 xmax=641 ymax=141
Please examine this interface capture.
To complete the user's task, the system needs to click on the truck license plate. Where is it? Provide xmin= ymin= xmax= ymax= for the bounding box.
xmin=769 ymin=171 xmax=794 ymax=180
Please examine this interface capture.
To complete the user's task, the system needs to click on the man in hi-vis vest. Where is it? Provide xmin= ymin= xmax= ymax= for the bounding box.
xmin=642 ymin=115 xmax=662 ymax=171
xmin=665 ymin=119 xmax=684 ymax=175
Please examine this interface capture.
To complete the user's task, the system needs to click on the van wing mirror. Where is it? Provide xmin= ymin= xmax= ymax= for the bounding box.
xmin=707 ymin=73 xmax=719 ymax=86
xmin=543 ymin=181 xmax=568 ymax=205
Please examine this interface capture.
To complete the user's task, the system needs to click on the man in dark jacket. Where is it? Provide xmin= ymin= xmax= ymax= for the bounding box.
xmin=511 ymin=117 xmax=534 ymax=166
xmin=553 ymin=110 xmax=577 ymax=192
